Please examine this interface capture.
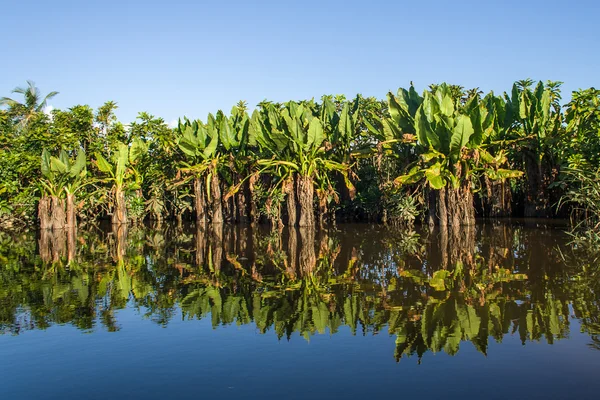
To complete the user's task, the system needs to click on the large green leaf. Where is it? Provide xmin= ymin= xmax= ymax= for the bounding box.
xmin=425 ymin=163 xmax=445 ymax=189
xmin=415 ymin=106 xmax=440 ymax=149
xmin=115 ymin=143 xmax=129 ymax=182
xmin=41 ymin=149 xmax=52 ymax=179
xmin=50 ymin=156 xmax=67 ymax=174
xmin=203 ymin=130 xmax=219 ymax=158
xmin=306 ymin=117 xmax=324 ymax=151
xmin=95 ymin=153 xmax=113 ymax=174
xmin=450 ymin=115 xmax=474 ymax=156
xmin=70 ymin=149 xmax=86 ymax=178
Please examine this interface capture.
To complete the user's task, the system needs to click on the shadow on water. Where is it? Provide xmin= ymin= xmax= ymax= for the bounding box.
xmin=1 ymin=222 xmax=599 ymax=361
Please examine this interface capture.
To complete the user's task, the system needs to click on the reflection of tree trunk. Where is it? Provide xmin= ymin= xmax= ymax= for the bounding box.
xmin=39 ymin=196 xmax=51 ymax=230
xmin=112 ymin=188 xmax=127 ymax=225
xmin=299 ymin=227 xmax=316 ymax=276
xmin=195 ymin=224 xmax=206 ymax=266
xmin=67 ymin=226 xmax=77 ymax=264
xmin=297 ymin=175 xmax=314 ymax=228
xmin=210 ymin=225 xmax=223 ymax=274
xmin=51 ymin=196 xmax=66 ymax=230
xmin=285 ymin=176 xmax=297 ymax=226
xmin=39 ymin=229 xmax=52 ymax=262
xmin=66 ymin=193 xmax=76 ymax=229
xmin=113 ymin=224 xmax=127 ymax=261
xmin=51 ymin=229 xmax=66 ymax=262
xmin=287 ymin=227 xmax=298 ymax=279
xmin=194 ymin=177 xmax=207 ymax=224
xmin=211 ymin=171 xmax=223 ymax=224
xmin=439 ymin=226 xmax=448 ymax=269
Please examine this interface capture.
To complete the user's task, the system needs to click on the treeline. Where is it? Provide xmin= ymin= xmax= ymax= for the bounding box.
xmin=1 ymin=80 xmax=599 ymax=230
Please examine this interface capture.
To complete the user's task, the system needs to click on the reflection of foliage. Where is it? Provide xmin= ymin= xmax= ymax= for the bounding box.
xmin=1 ymin=224 xmax=599 ymax=363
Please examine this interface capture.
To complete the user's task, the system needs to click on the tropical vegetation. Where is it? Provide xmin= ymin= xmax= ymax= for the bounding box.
xmin=1 ymin=80 xmax=600 ymax=236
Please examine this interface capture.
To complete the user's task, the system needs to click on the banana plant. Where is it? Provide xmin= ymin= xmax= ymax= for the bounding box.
xmin=218 ymin=103 xmax=255 ymax=223
xmin=385 ymin=83 xmax=521 ymax=226
xmin=250 ymin=100 xmax=354 ymax=227
xmin=94 ymin=139 xmax=147 ymax=224
xmin=176 ymin=114 xmax=222 ymax=224
xmin=39 ymin=148 xmax=87 ymax=229
xmin=504 ymin=80 xmax=563 ymax=216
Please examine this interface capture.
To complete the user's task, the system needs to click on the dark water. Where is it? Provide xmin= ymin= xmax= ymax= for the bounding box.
xmin=1 ymin=223 xmax=599 ymax=399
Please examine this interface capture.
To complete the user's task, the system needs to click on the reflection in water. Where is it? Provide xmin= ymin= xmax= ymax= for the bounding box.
xmin=1 ymin=223 xmax=599 ymax=361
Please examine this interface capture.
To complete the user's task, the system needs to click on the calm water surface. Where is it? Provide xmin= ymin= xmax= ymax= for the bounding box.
xmin=1 ymin=223 xmax=599 ymax=399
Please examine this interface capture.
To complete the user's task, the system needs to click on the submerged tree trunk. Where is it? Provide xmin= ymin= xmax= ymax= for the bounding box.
xmin=486 ymin=178 xmax=512 ymax=218
xmin=112 ymin=188 xmax=127 ymax=225
xmin=430 ymin=184 xmax=475 ymax=227
xmin=297 ymin=175 xmax=314 ymax=228
xmin=66 ymin=193 xmax=76 ymax=229
xmin=437 ymin=187 xmax=448 ymax=227
xmin=285 ymin=176 xmax=297 ymax=226
xmin=427 ymin=190 xmax=436 ymax=230
xmin=317 ymin=190 xmax=328 ymax=229
xmin=39 ymin=196 xmax=52 ymax=230
xmin=211 ymin=171 xmax=223 ymax=224
xmin=51 ymin=196 xmax=66 ymax=230
xmin=237 ymin=177 xmax=249 ymax=224
xmin=194 ymin=177 xmax=207 ymax=224
xmin=249 ymin=174 xmax=259 ymax=225
xmin=524 ymin=156 xmax=548 ymax=217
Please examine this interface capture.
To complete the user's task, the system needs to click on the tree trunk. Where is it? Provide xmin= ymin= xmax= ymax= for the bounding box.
xmin=285 ymin=176 xmax=297 ymax=226
xmin=249 ymin=174 xmax=259 ymax=225
xmin=194 ymin=177 xmax=207 ymax=224
xmin=211 ymin=171 xmax=223 ymax=224
xmin=437 ymin=187 xmax=448 ymax=227
xmin=39 ymin=196 xmax=51 ymax=230
xmin=297 ymin=175 xmax=314 ymax=228
xmin=317 ymin=191 xmax=328 ymax=229
xmin=66 ymin=193 xmax=77 ymax=229
xmin=112 ymin=188 xmax=127 ymax=225
xmin=524 ymin=156 xmax=547 ymax=217
xmin=237 ymin=176 xmax=249 ymax=224
xmin=427 ymin=190 xmax=436 ymax=230
xmin=51 ymin=196 xmax=66 ymax=230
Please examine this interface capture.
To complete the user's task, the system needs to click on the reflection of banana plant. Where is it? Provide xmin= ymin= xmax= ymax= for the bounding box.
xmin=39 ymin=148 xmax=87 ymax=229
xmin=94 ymin=139 xmax=147 ymax=224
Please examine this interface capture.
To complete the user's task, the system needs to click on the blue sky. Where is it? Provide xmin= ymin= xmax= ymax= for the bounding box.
xmin=1 ymin=0 xmax=598 ymax=124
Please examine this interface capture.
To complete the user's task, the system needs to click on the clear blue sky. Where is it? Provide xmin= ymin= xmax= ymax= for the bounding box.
xmin=1 ymin=0 xmax=598 ymax=124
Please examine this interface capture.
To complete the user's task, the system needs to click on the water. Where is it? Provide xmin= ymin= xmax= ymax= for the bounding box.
xmin=0 ymin=222 xmax=599 ymax=399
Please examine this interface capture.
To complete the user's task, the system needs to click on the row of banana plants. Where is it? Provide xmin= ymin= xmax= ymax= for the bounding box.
xmin=1 ymin=80 xmax=598 ymax=230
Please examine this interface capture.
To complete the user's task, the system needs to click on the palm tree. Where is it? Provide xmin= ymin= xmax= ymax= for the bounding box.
xmin=0 ymin=80 xmax=58 ymax=127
